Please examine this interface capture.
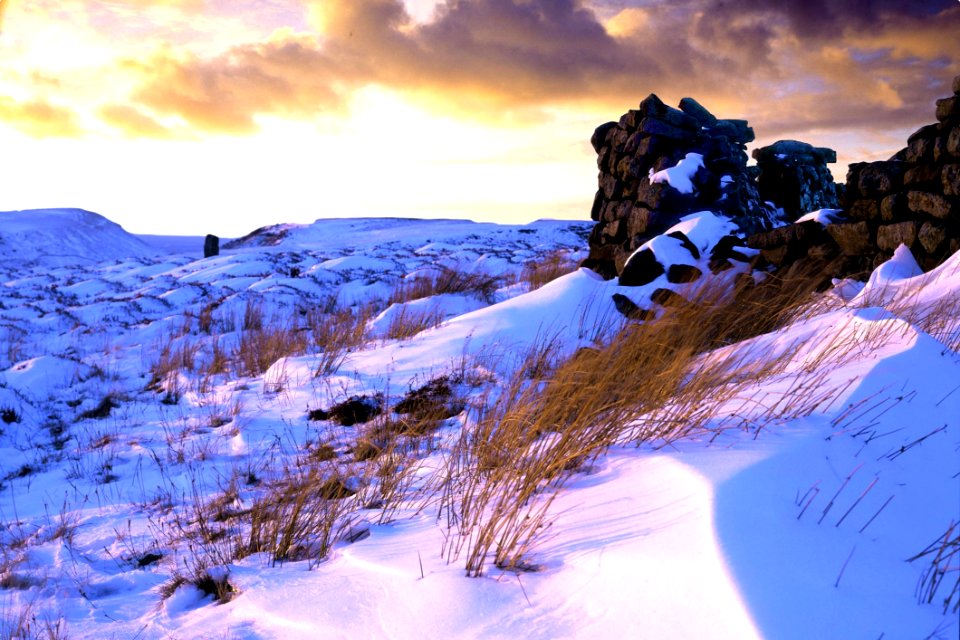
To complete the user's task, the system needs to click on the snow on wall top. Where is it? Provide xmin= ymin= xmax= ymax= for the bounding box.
xmin=0 ymin=208 xmax=156 ymax=265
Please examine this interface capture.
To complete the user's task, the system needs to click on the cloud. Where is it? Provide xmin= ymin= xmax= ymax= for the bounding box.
xmin=124 ymin=34 xmax=349 ymax=134
xmin=95 ymin=0 xmax=960 ymax=142
xmin=98 ymin=104 xmax=175 ymax=139
xmin=0 ymin=97 xmax=82 ymax=138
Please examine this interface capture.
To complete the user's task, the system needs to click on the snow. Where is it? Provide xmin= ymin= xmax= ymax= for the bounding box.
xmin=0 ymin=208 xmax=156 ymax=265
xmin=795 ymin=208 xmax=844 ymax=225
xmin=649 ymin=152 xmax=704 ymax=194
xmin=0 ymin=210 xmax=956 ymax=639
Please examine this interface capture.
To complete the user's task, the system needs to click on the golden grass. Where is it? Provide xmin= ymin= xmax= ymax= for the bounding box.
xmin=384 ymin=305 xmax=446 ymax=341
xmin=389 ymin=267 xmax=502 ymax=305
xmin=520 ymin=250 xmax=579 ymax=291
xmin=430 ymin=265 xmax=906 ymax=575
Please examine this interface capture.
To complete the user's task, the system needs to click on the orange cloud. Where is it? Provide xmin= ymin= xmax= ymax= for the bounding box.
xmin=122 ymin=35 xmax=349 ymax=134
xmin=0 ymin=97 xmax=82 ymax=138
xmin=103 ymin=0 xmax=959 ymax=144
xmin=98 ymin=104 xmax=175 ymax=139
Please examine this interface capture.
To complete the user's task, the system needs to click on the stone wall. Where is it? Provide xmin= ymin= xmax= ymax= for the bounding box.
xmin=747 ymin=75 xmax=960 ymax=279
xmin=584 ymin=94 xmax=838 ymax=278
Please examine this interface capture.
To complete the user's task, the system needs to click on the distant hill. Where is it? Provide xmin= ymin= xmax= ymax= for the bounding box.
xmin=0 ymin=208 xmax=156 ymax=265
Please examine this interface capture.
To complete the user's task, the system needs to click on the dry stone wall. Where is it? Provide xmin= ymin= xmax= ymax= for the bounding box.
xmin=747 ymin=75 xmax=960 ymax=279
xmin=584 ymin=94 xmax=839 ymax=279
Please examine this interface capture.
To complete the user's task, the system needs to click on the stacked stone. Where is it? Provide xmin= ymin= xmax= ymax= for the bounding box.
xmin=747 ymin=75 xmax=960 ymax=278
xmin=753 ymin=140 xmax=840 ymax=220
xmin=584 ymin=94 xmax=767 ymax=278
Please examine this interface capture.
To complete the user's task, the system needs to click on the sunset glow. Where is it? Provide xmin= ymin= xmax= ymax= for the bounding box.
xmin=0 ymin=0 xmax=957 ymax=236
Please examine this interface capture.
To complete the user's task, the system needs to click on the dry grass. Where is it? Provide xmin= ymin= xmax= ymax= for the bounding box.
xmin=430 ymin=266 xmax=888 ymax=575
xmin=244 ymin=461 xmax=356 ymax=567
xmin=910 ymin=520 xmax=959 ymax=614
xmin=232 ymin=318 xmax=307 ymax=377
xmin=520 ymin=250 xmax=578 ymax=291
xmin=306 ymin=303 xmax=375 ymax=376
xmin=385 ymin=306 xmax=446 ymax=341
xmin=389 ymin=267 xmax=501 ymax=305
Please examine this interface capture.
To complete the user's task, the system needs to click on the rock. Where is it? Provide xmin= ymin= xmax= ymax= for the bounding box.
xmin=713 ymin=119 xmax=754 ymax=144
xmin=760 ymin=245 xmax=790 ymax=266
xmin=953 ymin=74 xmax=960 ymax=95
xmin=619 ymin=248 xmax=664 ymax=286
xmin=746 ymin=222 xmax=810 ymax=250
xmin=903 ymin=134 xmax=933 ymax=164
xmin=591 ymin=122 xmax=618 ymax=153
xmin=650 ymin=287 xmax=686 ymax=307
xmin=943 ymin=164 xmax=960 ymax=197
xmin=678 ymin=97 xmax=717 ymax=127
xmin=638 ymin=117 xmax=696 ymax=140
xmin=876 ymin=221 xmax=918 ymax=251
xmin=599 ymin=219 xmax=625 ymax=243
xmin=600 ymin=173 xmax=620 ymax=199
xmin=918 ymin=222 xmax=947 ymax=254
xmin=849 ymin=200 xmax=879 ymax=220
xmin=665 ymin=231 xmax=701 ymax=259
xmin=827 ymin=222 xmax=872 ymax=255
xmin=709 ymin=235 xmax=750 ymax=265
xmin=590 ymin=190 xmax=605 ymax=221
xmin=638 ymin=94 xmax=669 ymax=117
xmin=948 ymin=126 xmax=960 ymax=157
xmin=612 ymin=293 xmax=653 ymax=320
xmin=204 ymin=234 xmax=219 ymax=258
xmin=880 ymin=193 xmax=907 ymax=221
xmin=907 ymin=191 xmax=952 ymax=219
xmin=618 ymin=109 xmax=642 ymax=131
xmin=857 ymin=162 xmax=905 ymax=198
xmin=666 ymin=264 xmax=703 ymax=284
xmin=626 ymin=206 xmax=653 ymax=238
xmin=936 ymin=97 xmax=958 ymax=122
xmin=753 ymin=140 xmax=839 ymax=218
xmin=904 ymin=164 xmax=942 ymax=187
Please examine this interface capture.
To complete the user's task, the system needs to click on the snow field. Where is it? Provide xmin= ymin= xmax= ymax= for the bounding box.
xmin=0 ymin=209 xmax=956 ymax=638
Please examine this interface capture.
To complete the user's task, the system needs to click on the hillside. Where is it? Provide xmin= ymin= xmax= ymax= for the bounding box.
xmin=0 ymin=210 xmax=956 ymax=639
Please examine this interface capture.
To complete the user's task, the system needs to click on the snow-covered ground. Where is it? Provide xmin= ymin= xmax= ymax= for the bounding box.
xmin=0 ymin=208 xmax=956 ymax=639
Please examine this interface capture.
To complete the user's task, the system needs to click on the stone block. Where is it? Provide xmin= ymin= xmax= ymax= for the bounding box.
xmin=826 ymin=221 xmax=872 ymax=255
xmin=943 ymin=164 xmax=960 ymax=197
xmin=678 ymin=97 xmax=717 ymax=127
xmin=626 ymin=206 xmax=652 ymax=237
xmin=667 ymin=264 xmax=703 ymax=284
xmin=903 ymin=135 xmax=933 ymax=163
xmin=857 ymin=161 xmax=905 ymax=197
xmin=590 ymin=189 xmax=604 ymax=221
xmin=876 ymin=221 xmax=918 ymax=251
xmin=600 ymin=173 xmax=620 ymax=199
xmin=918 ymin=222 xmax=947 ymax=254
xmin=907 ymin=190 xmax=952 ymax=219
xmin=936 ymin=96 xmax=958 ymax=122
xmin=713 ymin=119 xmax=755 ymax=144
xmin=904 ymin=164 xmax=941 ymax=187
xmin=619 ymin=248 xmax=664 ymax=286
xmin=880 ymin=193 xmax=907 ymax=221
xmin=948 ymin=126 xmax=960 ymax=157
xmin=638 ymin=117 xmax=696 ymax=141
xmin=591 ymin=122 xmax=618 ymax=153
xmin=849 ymin=199 xmax=879 ymax=220
xmin=618 ymin=110 xmax=641 ymax=131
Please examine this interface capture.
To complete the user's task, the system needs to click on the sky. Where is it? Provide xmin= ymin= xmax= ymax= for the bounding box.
xmin=0 ymin=0 xmax=957 ymax=237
